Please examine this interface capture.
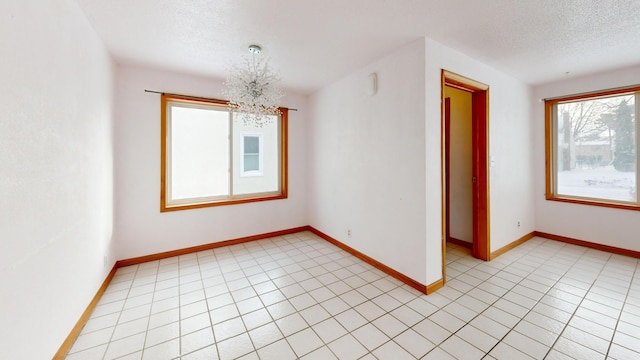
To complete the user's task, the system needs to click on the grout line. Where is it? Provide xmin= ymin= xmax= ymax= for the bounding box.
xmin=604 ymin=257 xmax=640 ymax=358
xmin=101 ymin=264 xmax=138 ymax=360
xmin=177 ymin=255 xmax=185 ymax=358
xmin=245 ymin=238 xmax=289 ymax=357
xmin=196 ymin=248 xmax=222 ymax=360
xmin=541 ymin=250 xmax=613 ymax=359
xmin=138 ymin=261 xmax=157 ymax=358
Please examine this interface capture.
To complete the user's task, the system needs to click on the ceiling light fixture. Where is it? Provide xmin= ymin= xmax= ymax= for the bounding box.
xmin=223 ymin=44 xmax=283 ymax=127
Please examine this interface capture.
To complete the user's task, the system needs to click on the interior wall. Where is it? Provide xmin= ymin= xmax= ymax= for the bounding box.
xmin=425 ymin=38 xmax=535 ymax=283
xmin=0 ymin=1 xmax=115 ymax=359
xmin=445 ymin=86 xmax=473 ymax=243
xmin=533 ymin=64 xmax=640 ymax=251
xmin=308 ymin=39 xmax=428 ymax=284
xmin=113 ymin=65 xmax=308 ymax=260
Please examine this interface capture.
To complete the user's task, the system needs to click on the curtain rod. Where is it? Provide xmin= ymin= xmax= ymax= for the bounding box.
xmin=144 ymin=89 xmax=298 ymax=111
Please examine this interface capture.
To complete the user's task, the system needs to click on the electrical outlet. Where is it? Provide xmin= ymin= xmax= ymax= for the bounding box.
xmin=347 ymin=229 xmax=352 ymax=238
xmin=517 ymin=221 xmax=521 ymax=228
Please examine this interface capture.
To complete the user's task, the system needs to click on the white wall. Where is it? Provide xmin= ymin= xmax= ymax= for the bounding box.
xmin=113 ymin=65 xmax=308 ymax=260
xmin=308 ymin=38 xmax=536 ymax=287
xmin=445 ymin=86 xmax=473 ymax=243
xmin=0 ymin=1 xmax=115 ymax=359
xmin=425 ymin=39 xmax=535 ymax=283
xmin=533 ymin=65 xmax=640 ymax=251
xmin=308 ymin=39 xmax=428 ymax=284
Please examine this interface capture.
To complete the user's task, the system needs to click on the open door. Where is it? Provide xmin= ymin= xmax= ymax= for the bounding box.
xmin=441 ymin=70 xmax=490 ymax=282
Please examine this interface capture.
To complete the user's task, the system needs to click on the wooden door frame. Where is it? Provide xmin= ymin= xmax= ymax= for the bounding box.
xmin=441 ymin=70 xmax=490 ymax=282
xmin=444 ymin=97 xmax=451 ymax=247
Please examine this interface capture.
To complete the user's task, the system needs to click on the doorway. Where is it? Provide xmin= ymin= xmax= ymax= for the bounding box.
xmin=441 ymin=70 xmax=490 ymax=283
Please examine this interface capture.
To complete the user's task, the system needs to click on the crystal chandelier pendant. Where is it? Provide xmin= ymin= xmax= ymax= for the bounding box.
xmin=223 ymin=45 xmax=283 ymax=127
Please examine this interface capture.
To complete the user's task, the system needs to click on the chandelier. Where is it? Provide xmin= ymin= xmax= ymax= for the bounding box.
xmin=223 ymin=45 xmax=283 ymax=127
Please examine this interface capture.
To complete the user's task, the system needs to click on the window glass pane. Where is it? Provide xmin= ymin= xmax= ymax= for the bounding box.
xmin=170 ymin=105 xmax=229 ymax=200
xmin=244 ymin=154 xmax=259 ymax=171
xmin=244 ymin=136 xmax=259 ymax=154
xmin=555 ymin=94 xmax=636 ymax=202
xmin=233 ymin=114 xmax=279 ymax=194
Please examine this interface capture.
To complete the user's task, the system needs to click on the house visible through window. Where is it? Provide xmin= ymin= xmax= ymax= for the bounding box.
xmin=545 ymin=86 xmax=639 ymax=209
xmin=161 ymin=94 xmax=287 ymax=211
xmin=241 ymin=134 xmax=263 ymax=176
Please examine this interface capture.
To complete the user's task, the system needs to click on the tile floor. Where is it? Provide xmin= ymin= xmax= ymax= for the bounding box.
xmin=64 ymin=231 xmax=640 ymax=359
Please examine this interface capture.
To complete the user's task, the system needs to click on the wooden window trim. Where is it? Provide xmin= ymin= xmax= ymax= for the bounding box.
xmin=544 ymin=85 xmax=640 ymax=211
xmin=160 ymin=94 xmax=288 ymax=212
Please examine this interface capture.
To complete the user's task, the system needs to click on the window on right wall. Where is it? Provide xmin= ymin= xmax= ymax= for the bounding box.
xmin=545 ymin=85 xmax=639 ymax=210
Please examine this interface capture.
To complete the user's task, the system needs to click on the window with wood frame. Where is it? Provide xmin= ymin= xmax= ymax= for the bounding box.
xmin=545 ymin=86 xmax=638 ymax=210
xmin=161 ymin=94 xmax=287 ymax=212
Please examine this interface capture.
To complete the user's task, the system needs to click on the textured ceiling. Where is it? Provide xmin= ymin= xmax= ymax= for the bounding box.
xmin=75 ymin=0 xmax=640 ymax=94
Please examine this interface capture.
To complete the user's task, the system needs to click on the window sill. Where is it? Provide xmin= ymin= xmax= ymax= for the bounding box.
xmin=161 ymin=193 xmax=287 ymax=212
xmin=545 ymin=195 xmax=640 ymax=211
